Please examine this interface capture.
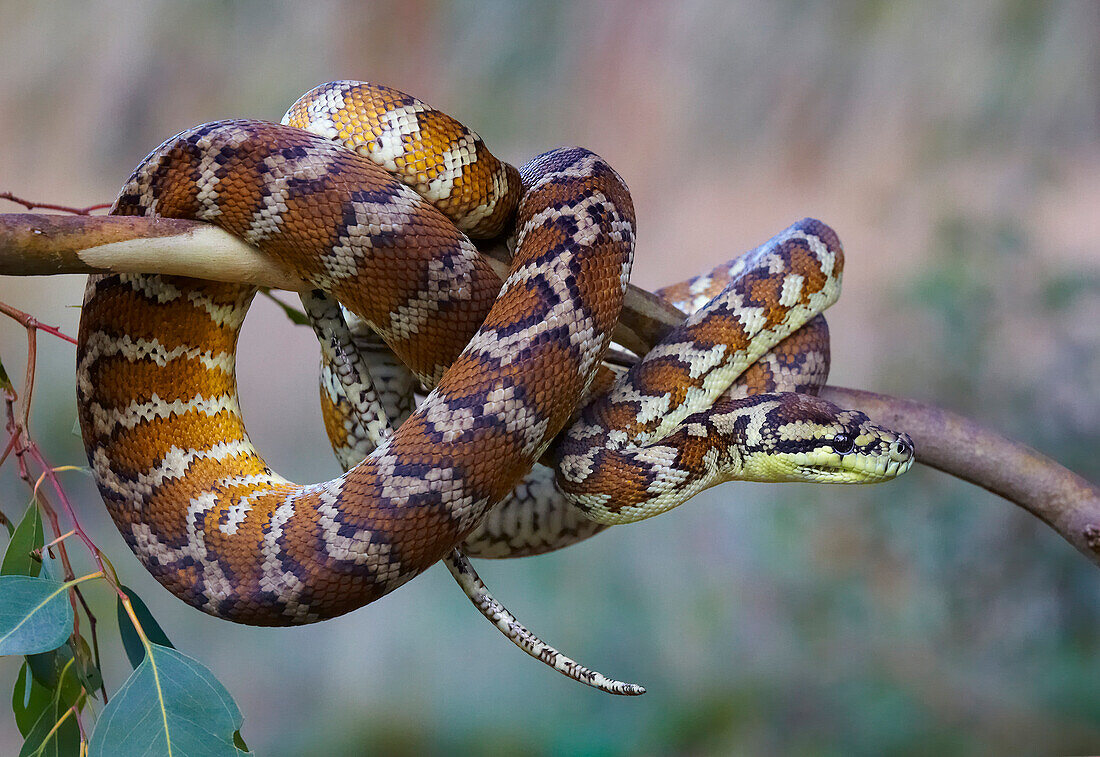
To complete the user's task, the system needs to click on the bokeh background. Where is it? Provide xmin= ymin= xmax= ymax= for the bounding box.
xmin=2 ymin=1 xmax=1100 ymax=754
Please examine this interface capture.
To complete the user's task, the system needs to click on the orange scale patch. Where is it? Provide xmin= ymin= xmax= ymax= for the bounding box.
xmin=200 ymin=180 xmax=269 ymax=240
xmin=663 ymin=430 xmax=713 ymax=475
xmin=81 ymin=286 xmax=245 ymax=354
xmin=686 ymin=311 xmax=749 ymax=351
xmin=786 ymin=245 xmax=830 ymax=295
xmin=131 ymin=163 xmax=201 ymax=218
xmin=318 ymin=387 xmax=353 ymax=453
xmin=730 ymin=361 xmax=776 ymax=395
xmin=468 ymin=162 xmax=522 ymax=239
xmin=582 ymin=456 xmax=653 ymax=509
xmin=374 ymin=504 xmax=465 ymax=573
xmin=198 ymin=486 xmax=296 ymax=565
xmin=593 ymin=395 xmax=650 ymax=434
xmin=633 ymin=352 xmax=696 ymax=386
xmin=476 ymin=277 xmax=548 ymax=332
xmin=90 ymin=353 xmax=233 ymax=409
xmin=774 ymin=316 xmax=830 ymax=361
xmin=371 ymin=265 xmax=499 ymax=374
xmin=584 ymin=366 xmax=617 ymax=404
xmin=634 ymin=358 xmax=697 ymax=400
xmin=101 ymin=408 xmax=249 ymax=475
xmin=572 ymin=251 xmax=633 ymax=333
xmin=266 ymin=190 xmax=350 ymax=267
xmin=145 ymin=449 xmax=273 ymax=510
xmin=745 ymin=276 xmax=790 ymax=327
xmin=142 ymin=469 xmax=281 ymax=558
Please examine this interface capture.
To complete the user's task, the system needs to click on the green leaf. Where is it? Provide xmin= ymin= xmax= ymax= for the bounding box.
xmin=26 ymin=648 xmax=65 ymax=689
xmin=89 ymin=643 xmax=250 ymax=756
xmin=0 ymin=576 xmax=74 ymax=656
xmin=261 ymin=290 xmax=310 ymax=326
xmin=26 ymin=644 xmax=85 ymax=707
xmin=18 ymin=697 xmax=80 ymax=757
xmin=0 ymin=352 xmax=12 ymax=393
xmin=12 ymin=662 xmax=51 ymax=737
xmin=73 ymin=635 xmax=104 ymax=696
xmin=24 ymin=631 xmax=102 ymax=712
xmin=2 ymin=501 xmax=44 ymax=577
xmin=116 ymin=584 xmax=175 ymax=668
xmin=17 ymin=655 xmax=83 ymax=757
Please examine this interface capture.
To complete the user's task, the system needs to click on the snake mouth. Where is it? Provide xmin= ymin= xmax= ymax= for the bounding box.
xmin=795 ymin=456 xmax=912 ymax=483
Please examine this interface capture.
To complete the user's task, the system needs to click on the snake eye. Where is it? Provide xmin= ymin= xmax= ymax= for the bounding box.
xmin=831 ymin=433 xmax=854 ymax=454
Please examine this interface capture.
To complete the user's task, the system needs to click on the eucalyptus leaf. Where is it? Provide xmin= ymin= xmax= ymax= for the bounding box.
xmin=89 ymin=643 xmax=249 ymax=756
xmin=12 ymin=662 xmax=51 ymax=737
xmin=25 ymin=646 xmax=61 ymax=690
xmin=26 ymin=647 xmax=65 ymax=689
xmin=2 ymin=501 xmax=44 ymax=577
xmin=0 ymin=576 xmax=74 ymax=656
xmin=17 ymin=697 xmax=80 ymax=757
xmin=116 ymin=584 xmax=175 ymax=668
xmin=25 ymin=644 xmax=84 ymax=704
xmin=17 ymin=655 xmax=84 ymax=757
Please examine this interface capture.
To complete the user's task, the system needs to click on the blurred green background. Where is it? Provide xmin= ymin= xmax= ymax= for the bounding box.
xmin=2 ymin=1 xmax=1099 ymax=754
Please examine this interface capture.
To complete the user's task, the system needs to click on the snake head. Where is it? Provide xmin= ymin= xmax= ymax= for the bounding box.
xmin=732 ymin=393 xmax=915 ymax=484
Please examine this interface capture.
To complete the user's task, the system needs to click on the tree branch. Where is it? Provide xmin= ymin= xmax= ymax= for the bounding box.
xmin=817 ymin=387 xmax=1100 ymax=568
xmin=2 ymin=211 xmax=1098 ymax=565
xmin=0 ymin=212 xmax=308 ymax=291
xmin=0 ymin=212 xmax=683 ymax=355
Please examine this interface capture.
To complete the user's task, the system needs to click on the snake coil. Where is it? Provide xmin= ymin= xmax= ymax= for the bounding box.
xmin=76 ymin=82 xmax=912 ymax=687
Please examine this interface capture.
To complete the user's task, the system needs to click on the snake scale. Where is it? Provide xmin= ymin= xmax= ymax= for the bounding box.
xmin=76 ymin=81 xmax=914 ymax=692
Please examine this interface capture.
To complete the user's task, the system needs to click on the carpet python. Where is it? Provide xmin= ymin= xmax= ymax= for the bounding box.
xmin=76 ymin=81 xmax=914 ymax=695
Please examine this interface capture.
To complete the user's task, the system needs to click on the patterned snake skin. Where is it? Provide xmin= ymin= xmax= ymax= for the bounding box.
xmin=76 ymin=82 xmax=914 ymax=637
xmin=557 ymin=220 xmax=914 ymax=524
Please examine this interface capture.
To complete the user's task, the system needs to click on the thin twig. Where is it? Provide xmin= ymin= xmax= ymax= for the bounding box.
xmin=0 ymin=306 xmax=113 ymax=704
xmin=36 ymin=528 xmax=76 ymax=555
xmin=21 ymin=324 xmax=35 ymax=430
xmin=0 ymin=430 xmax=21 ymax=471
xmin=71 ymin=702 xmax=89 ymax=748
xmin=0 ymin=300 xmax=78 ymax=345
xmin=1 ymin=191 xmax=110 ymax=215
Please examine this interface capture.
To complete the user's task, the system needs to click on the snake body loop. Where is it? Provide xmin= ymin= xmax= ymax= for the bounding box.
xmin=77 ymin=81 xmax=913 ymax=634
xmin=77 ymin=116 xmax=634 ymax=624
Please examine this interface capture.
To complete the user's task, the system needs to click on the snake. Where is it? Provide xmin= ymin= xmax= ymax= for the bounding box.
xmin=76 ymin=81 xmax=914 ymax=693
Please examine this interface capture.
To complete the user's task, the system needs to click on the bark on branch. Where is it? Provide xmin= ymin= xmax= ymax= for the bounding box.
xmin=818 ymin=387 xmax=1100 ymax=568
xmin=0 ymin=212 xmax=309 ymax=291
xmin=0 ymin=213 xmax=682 ymax=356
xmin=3 ymin=212 xmax=1099 ymax=566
